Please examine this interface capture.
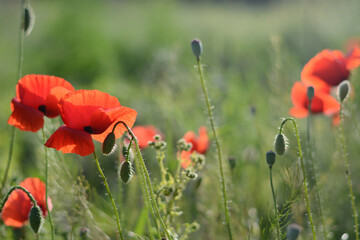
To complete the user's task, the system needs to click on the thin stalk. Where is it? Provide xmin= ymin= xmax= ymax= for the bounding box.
xmin=306 ymin=101 xmax=327 ymax=240
xmin=196 ymin=59 xmax=233 ymax=240
xmin=0 ymin=186 xmax=37 ymax=213
xmin=269 ymin=167 xmax=281 ymax=240
xmin=339 ymin=103 xmax=359 ymax=239
xmin=93 ymin=151 xmax=124 ymax=240
xmin=42 ymin=128 xmax=55 ymax=239
xmin=0 ymin=0 xmax=26 ymax=197
xmin=118 ymin=122 xmax=172 ymax=240
xmin=279 ymin=117 xmax=317 ymax=240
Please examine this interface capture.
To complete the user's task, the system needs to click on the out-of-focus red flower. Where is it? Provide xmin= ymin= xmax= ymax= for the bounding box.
xmin=180 ymin=126 xmax=209 ymax=168
xmin=45 ymin=90 xmax=137 ymax=156
xmin=1 ymin=178 xmax=52 ymax=228
xmin=301 ymin=50 xmax=348 ymax=93
xmin=8 ymin=74 xmax=75 ymax=132
xmin=132 ymin=125 xmax=162 ymax=149
xmin=290 ymin=82 xmax=340 ymax=118
xmin=346 ymin=46 xmax=360 ymax=70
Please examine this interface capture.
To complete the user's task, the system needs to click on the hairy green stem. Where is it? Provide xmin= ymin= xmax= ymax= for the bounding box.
xmin=269 ymin=167 xmax=281 ymax=240
xmin=339 ymin=103 xmax=359 ymax=239
xmin=279 ymin=117 xmax=317 ymax=240
xmin=306 ymin=101 xmax=327 ymax=240
xmin=196 ymin=59 xmax=233 ymax=240
xmin=0 ymin=186 xmax=37 ymax=213
xmin=93 ymin=151 xmax=124 ymax=240
xmin=0 ymin=0 xmax=26 ymax=198
xmin=42 ymin=128 xmax=55 ymax=239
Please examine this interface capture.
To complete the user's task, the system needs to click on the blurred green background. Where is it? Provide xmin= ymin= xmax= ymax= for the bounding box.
xmin=1 ymin=0 xmax=360 ymax=239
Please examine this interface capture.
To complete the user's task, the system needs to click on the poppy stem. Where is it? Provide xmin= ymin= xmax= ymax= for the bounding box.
xmin=93 ymin=151 xmax=124 ymax=240
xmin=195 ymin=58 xmax=233 ymax=240
xmin=339 ymin=103 xmax=359 ymax=240
xmin=279 ymin=117 xmax=317 ymax=240
xmin=42 ymin=128 xmax=55 ymax=240
xmin=0 ymin=0 xmax=26 ymax=199
xmin=116 ymin=121 xmax=172 ymax=240
xmin=269 ymin=166 xmax=281 ymax=240
xmin=0 ymin=186 xmax=37 ymax=214
xmin=307 ymin=100 xmax=328 ymax=240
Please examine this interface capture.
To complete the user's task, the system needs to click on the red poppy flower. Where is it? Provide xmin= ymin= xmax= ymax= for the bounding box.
xmin=132 ymin=125 xmax=162 ymax=149
xmin=45 ymin=89 xmax=137 ymax=156
xmin=1 ymin=178 xmax=52 ymax=228
xmin=290 ymin=82 xmax=340 ymax=118
xmin=180 ymin=126 xmax=209 ymax=168
xmin=301 ymin=50 xmax=348 ymax=93
xmin=8 ymin=74 xmax=75 ymax=132
xmin=346 ymin=46 xmax=360 ymax=70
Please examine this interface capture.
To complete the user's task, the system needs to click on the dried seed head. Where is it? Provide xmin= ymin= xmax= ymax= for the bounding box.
xmin=266 ymin=150 xmax=276 ymax=168
xmin=191 ymin=39 xmax=202 ymax=60
xmin=119 ymin=161 xmax=133 ymax=184
xmin=307 ymin=86 xmax=315 ymax=100
xmin=274 ymin=133 xmax=288 ymax=156
xmin=29 ymin=205 xmax=44 ymax=234
xmin=102 ymin=132 xmax=116 ymax=155
xmin=338 ymin=80 xmax=350 ymax=102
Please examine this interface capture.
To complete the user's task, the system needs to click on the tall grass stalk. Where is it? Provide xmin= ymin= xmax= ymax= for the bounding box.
xmin=42 ymin=128 xmax=55 ymax=239
xmin=306 ymin=97 xmax=327 ymax=240
xmin=93 ymin=151 xmax=124 ymax=240
xmin=269 ymin=167 xmax=281 ymax=240
xmin=0 ymin=0 xmax=27 ymax=197
xmin=195 ymin=54 xmax=233 ymax=240
xmin=279 ymin=117 xmax=317 ymax=240
xmin=339 ymin=103 xmax=359 ymax=239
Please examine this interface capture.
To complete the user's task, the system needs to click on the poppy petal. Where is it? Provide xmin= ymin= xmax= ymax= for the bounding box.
xmin=346 ymin=46 xmax=360 ymax=70
xmin=197 ymin=127 xmax=209 ymax=154
xmin=45 ymin=126 xmax=94 ymax=156
xmin=45 ymin=86 xmax=73 ymax=118
xmin=183 ymin=131 xmax=198 ymax=152
xmin=318 ymin=93 xmax=340 ymax=115
xmin=180 ymin=151 xmax=192 ymax=169
xmin=289 ymin=106 xmax=309 ymax=118
xmin=291 ymin=82 xmax=308 ymax=108
xmin=132 ymin=126 xmax=160 ymax=149
xmin=8 ymin=97 xmax=44 ymax=132
xmin=92 ymin=106 xmax=137 ymax=142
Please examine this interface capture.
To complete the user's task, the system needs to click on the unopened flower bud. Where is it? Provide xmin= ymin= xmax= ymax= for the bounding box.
xmin=338 ymin=80 xmax=350 ymax=102
xmin=307 ymin=86 xmax=314 ymax=100
xmin=191 ymin=39 xmax=202 ymax=60
xmin=24 ymin=6 xmax=35 ymax=36
xmin=119 ymin=161 xmax=133 ymax=184
xmin=102 ymin=132 xmax=116 ymax=155
xmin=287 ymin=223 xmax=301 ymax=240
xmin=29 ymin=205 xmax=44 ymax=234
xmin=266 ymin=151 xmax=276 ymax=168
xmin=228 ymin=156 xmax=236 ymax=170
xmin=274 ymin=133 xmax=288 ymax=156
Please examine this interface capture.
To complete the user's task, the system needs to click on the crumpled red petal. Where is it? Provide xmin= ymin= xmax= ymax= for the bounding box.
xmin=46 ymin=86 xmax=73 ymax=118
xmin=197 ymin=127 xmax=209 ymax=154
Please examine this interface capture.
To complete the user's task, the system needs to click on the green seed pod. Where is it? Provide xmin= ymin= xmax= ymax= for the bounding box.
xmin=102 ymin=132 xmax=116 ymax=155
xmin=266 ymin=151 xmax=276 ymax=168
xmin=338 ymin=80 xmax=350 ymax=102
xmin=119 ymin=161 xmax=133 ymax=184
xmin=29 ymin=205 xmax=44 ymax=234
xmin=307 ymin=86 xmax=315 ymax=100
xmin=274 ymin=133 xmax=288 ymax=156
xmin=191 ymin=39 xmax=202 ymax=60
xmin=24 ymin=6 xmax=35 ymax=36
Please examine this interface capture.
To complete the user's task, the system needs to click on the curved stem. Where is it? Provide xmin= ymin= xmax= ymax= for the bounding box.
xmin=42 ymin=128 xmax=55 ymax=239
xmin=196 ymin=59 xmax=233 ymax=240
xmin=0 ymin=186 xmax=37 ymax=213
xmin=269 ymin=167 xmax=281 ymax=240
xmin=93 ymin=151 xmax=124 ymax=240
xmin=279 ymin=117 xmax=317 ymax=240
xmin=339 ymin=103 xmax=359 ymax=240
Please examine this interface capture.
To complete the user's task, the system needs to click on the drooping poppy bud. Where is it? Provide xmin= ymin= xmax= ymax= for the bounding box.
xmin=119 ymin=161 xmax=133 ymax=184
xmin=274 ymin=133 xmax=288 ymax=156
xmin=24 ymin=6 xmax=35 ymax=36
xmin=266 ymin=151 xmax=276 ymax=168
xmin=29 ymin=205 xmax=44 ymax=234
xmin=191 ymin=39 xmax=202 ymax=60
xmin=338 ymin=80 xmax=350 ymax=102
xmin=102 ymin=132 xmax=116 ymax=155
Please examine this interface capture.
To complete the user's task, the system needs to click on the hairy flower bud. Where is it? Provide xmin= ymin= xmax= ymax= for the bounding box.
xmin=102 ymin=132 xmax=116 ymax=155
xmin=338 ymin=80 xmax=350 ymax=102
xmin=266 ymin=151 xmax=276 ymax=168
xmin=274 ymin=133 xmax=288 ymax=156
xmin=191 ymin=39 xmax=202 ymax=60
xmin=24 ymin=6 xmax=35 ymax=36
xmin=29 ymin=205 xmax=44 ymax=234
xmin=307 ymin=86 xmax=314 ymax=100
xmin=119 ymin=161 xmax=133 ymax=184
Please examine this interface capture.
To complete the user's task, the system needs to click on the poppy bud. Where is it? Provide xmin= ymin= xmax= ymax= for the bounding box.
xmin=228 ymin=156 xmax=236 ymax=170
xmin=102 ymin=132 xmax=116 ymax=155
xmin=307 ymin=86 xmax=314 ymax=100
xmin=191 ymin=39 xmax=202 ymax=60
xmin=266 ymin=151 xmax=276 ymax=168
xmin=338 ymin=80 xmax=350 ymax=102
xmin=24 ymin=6 xmax=35 ymax=36
xmin=119 ymin=161 xmax=133 ymax=184
xmin=274 ymin=133 xmax=288 ymax=156
xmin=29 ymin=205 xmax=44 ymax=234
xmin=286 ymin=223 xmax=301 ymax=240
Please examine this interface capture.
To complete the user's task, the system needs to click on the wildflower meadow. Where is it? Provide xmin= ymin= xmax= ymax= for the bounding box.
xmin=1 ymin=0 xmax=360 ymax=239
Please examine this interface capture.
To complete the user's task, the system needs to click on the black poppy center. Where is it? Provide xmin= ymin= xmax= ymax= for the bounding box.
xmin=84 ymin=126 xmax=93 ymax=134
xmin=38 ymin=105 xmax=46 ymax=114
